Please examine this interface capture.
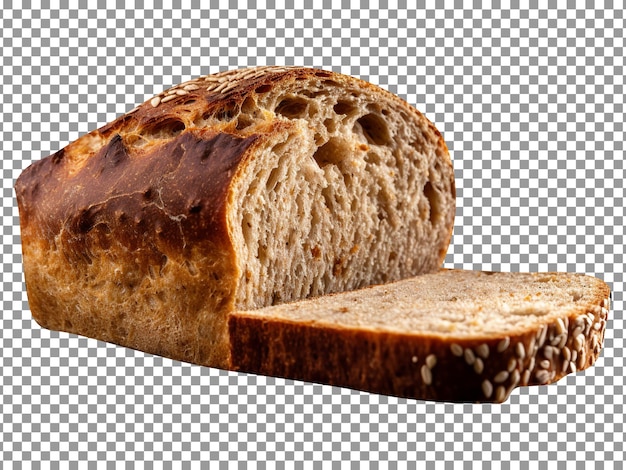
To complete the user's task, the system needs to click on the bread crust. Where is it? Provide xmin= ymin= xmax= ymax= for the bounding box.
xmin=229 ymin=271 xmax=610 ymax=403
xmin=15 ymin=66 xmax=454 ymax=369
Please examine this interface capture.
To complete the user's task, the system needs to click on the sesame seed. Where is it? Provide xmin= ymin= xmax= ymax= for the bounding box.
xmin=474 ymin=358 xmax=484 ymax=374
xmin=569 ymin=361 xmax=576 ymax=373
xmin=176 ymin=89 xmax=189 ymax=95
xmin=161 ymin=95 xmax=177 ymax=103
xmin=150 ymin=96 xmax=161 ymax=107
xmin=537 ymin=325 xmax=548 ymax=347
xmin=494 ymin=370 xmax=509 ymax=383
xmin=574 ymin=317 xmax=585 ymax=329
xmin=426 ymin=354 xmax=437 ymax=369
xmin=482 ymin=380 xmax=493 ymax=398
xmin=166 ymin=89 xmax=179 ymax=95
xmin=556 ymin=318 xmax=566 ymax=335
xmin=558 ymin=334 xmax=568 ymax=350
xmin=516 ymin=342 xmax=526 ymax=359
xmin=562 ymin=359 xmax=569 ymax=373
xmin=528 ymin=357 xmax=536 ymax=372
xmin=572 ymin=326 xmax=584 ymax=339
xmin=495 ymin=386 xmax=506 ymax=403
xmin=522 ymin=370 xmax=531 ymax=386
xmin=571 ymin=350 xmax=578 ymax=363
xmin=602 ymin=298 xmax=609 ymax=309
xmin=507 ymin=357 xmax=517 ymax=373
xmin=529 ymin=337 xmax=537 ymax=354
xmin=563 ymin=346 xmax=571 ymax=361
xmin=183 ymin=84 xmax=200 ymax=91
xmin=535 ymin=369 xmax=551 ymax=384
xmin=593 ymin=322 xmax=602 ymax=331
xmin=450 ymin=343 xmax=463 ymax=357
xmin=551 ymin=334 xmax=565 ymax=347
xmin=464 ymin=348 xmax=476 ymax=366
xmin=539 ymin=359 xmax=551 ymax=369
xmin=574 ymin=334 xmax=585 ymax=352
xmin=420 ymin=364 xmax=433 ymax=385
xmin=476 ymin=344 xmax=489 ymax=359
xmin=578 ymin=349 xmax=586 ymax=369
xmin=510 ymin=370 xmax=520 ymax=387
xmin=497 ymin=337 xmax=510 ymax=353
xmin=543 ymin=346 xmax=554 ymax=361
xmin=411 ymin=356 xmax=418 ymax=364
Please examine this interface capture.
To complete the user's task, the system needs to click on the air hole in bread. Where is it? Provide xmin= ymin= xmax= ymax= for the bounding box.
xmin=255 ymin=84 xmax=272 ymax=94
xmin=423 ymin=181 xmax=440 ymax=224
xmin=182 ymin=99 xmax=196 ymax=106
xmin=333 ymin=100 xmax=357 ymax=116
xmin=323 ymin=118 xmax=337 ymax=134
xmin=140 ymin=118 xmax=186 ymax=141
xmin=214 ymin=103 xmax=239 ymax=122
xmin=355 ymin=113 xmax=391 ymax=146
xmin=275 ymin=97 xmax=308 ymax=119
xmin=313 ymin=137 xmax=349 ymax=167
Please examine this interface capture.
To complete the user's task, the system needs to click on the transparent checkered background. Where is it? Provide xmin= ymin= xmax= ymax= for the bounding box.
xmin=2 ymin=1 xmax=624 ymax=467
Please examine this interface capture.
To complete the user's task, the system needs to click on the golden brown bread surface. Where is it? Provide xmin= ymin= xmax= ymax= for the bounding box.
xmin=230 ymin=270 xmax=611 ymax=403
xmin=15 ymin=66 xmax=456 ymax=369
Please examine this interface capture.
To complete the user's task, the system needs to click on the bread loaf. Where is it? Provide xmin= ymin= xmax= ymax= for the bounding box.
xmin=15 ymin=66 xmax=456 ymax=369
xmin=230 ymin=269 xmax=611 ymax=403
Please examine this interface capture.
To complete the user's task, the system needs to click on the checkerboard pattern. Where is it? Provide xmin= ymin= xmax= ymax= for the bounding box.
xmin=2 ymin=2 xmax=624 ymax=466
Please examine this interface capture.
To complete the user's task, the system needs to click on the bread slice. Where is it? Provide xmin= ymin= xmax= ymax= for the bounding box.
xmin=230 ymin=270 xmax=611 ymax=403
xmin=14 ymin=66 xmax=455 ymax=369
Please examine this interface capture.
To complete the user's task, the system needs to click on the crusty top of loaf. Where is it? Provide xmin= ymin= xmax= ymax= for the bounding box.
xmin=16 ymin=66 xmax=449 ymax=262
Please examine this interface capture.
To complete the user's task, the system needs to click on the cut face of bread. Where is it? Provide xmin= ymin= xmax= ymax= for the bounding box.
xmin=15 ymin=66 xmax=455 ymax=368
xmin=230 ymin=270 xmax=611 ymax=403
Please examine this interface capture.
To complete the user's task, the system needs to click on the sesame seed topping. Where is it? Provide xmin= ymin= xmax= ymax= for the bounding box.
xmin=539 ymin=359 xmax=551 ymax=369
xmin=535 ymin=369 xmax=551 ymax=384
xmin=482 ymin=380 xmax=493 ymax=398
xmin=464 ymin=348 xmax=476 ymax=366
xmin=593 ymin=322 xmax=602 ymax=331
xmin=494 ymin=370 xmax=509 ymax=383
xmin=574 ymin=334 xmax=585 ymax=352
xmin=183 ymin=83 xmax=200 ymax=91
xmin=516 ymin=342 xmax=526 ymax=359
xmin=411 ymin=356 xmax=418 ymax=364
xmin=476 ymin=344 xmax=489 ymax=359
xmin=474 ymin=358 xmax=484 ymax=374
xmin=578 ymin=349 xmax=586 ymax=369
xmin=528 ymin=357 xmax=536 ymax=372
xmin=558 ymin=334 xmax=568 ymax=350
xmin=602 ymin=298 xmax=609 ymax=309
xmin=562 ymin=359 xmax=569 ymax=373
xmin=572 ymin=326 xmax=584 ymax=339
xmin=510 ymin=370 xmax=520 ymax=387
xmin=551 ymin=334 xmax=565 ymax=347
xmin=426 ymin=354 xmax=437 ymax=369
xmin=495 ymin=386 xmax=506 ymax=403
xmin=497 ymin=337 xmax=510 ymax=353
xmin=176 ymin=89 xmax=189 ymax=95
xmin=450 ymin=343 xmax=463 ymax=357
xmin=556 ymin=318 xmax=566 ymax=335
xmin=543 ymin=346 xmax=554 ymax=361
xmin=507 ymin=357 xmax=517 ymax=373
xmin=529 ymin=337 xmax=537 ymax=355
xmin=522 ymin=370 xmax=531 ymax=386
xmin=537 ymin=325 xmax=548 ymax=348
xmin=420 ymin=364 xmax=433 ymax=385
xmin=571 ymin=350 xmax=577 ymax=363
xmin=150 ymin=96 xmax=161 ymax=107
xmin=569 ymin=361 xmax=576 ymax=373
xmin=161 ymin=94 xmax=177 ymax=103
xmin=563 ymin=346 xmax=571 ymax=361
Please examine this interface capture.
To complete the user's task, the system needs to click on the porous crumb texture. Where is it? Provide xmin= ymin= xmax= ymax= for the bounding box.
xmin=15 ymin=66 xmax=455 ymax=369
xmin=230 ymin=270 xmax=611 ymax=403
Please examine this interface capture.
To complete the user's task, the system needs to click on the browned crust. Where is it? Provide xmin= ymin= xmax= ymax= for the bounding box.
xmin=15 ymin=65 xmax=455 ymax=370
xmin=229 ymin=280 xmax=610 ymax=403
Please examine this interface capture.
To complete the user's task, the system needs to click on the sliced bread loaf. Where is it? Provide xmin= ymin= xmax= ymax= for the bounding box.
xmin=15 ymin=66 xmax=456 ymax=368
xmin=229 ymin=269 xmax=611 ymax=403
